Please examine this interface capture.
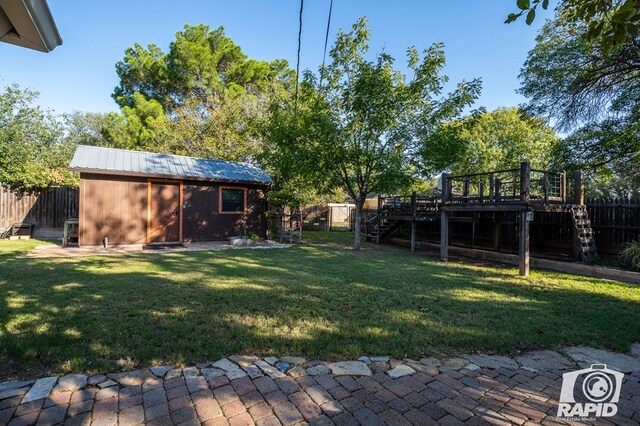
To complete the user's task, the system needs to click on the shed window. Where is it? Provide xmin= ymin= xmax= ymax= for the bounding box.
xmin=221 ymin=188 xmax=245 ymax=212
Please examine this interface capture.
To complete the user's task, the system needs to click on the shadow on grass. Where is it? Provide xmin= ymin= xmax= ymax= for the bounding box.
xmin=0 ymin=237 xmax=639 ymax=380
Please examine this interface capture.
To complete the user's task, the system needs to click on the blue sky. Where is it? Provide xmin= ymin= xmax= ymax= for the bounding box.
xmin=0 ymin=1 xmax=555 ymax=115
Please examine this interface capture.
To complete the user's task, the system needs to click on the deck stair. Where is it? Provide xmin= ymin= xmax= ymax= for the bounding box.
xmin=569 ymin=205 xmax=598 ymax=263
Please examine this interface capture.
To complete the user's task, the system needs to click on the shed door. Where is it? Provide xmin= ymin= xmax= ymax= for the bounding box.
xmin=148 ymin=182 xmax=180 ymax=243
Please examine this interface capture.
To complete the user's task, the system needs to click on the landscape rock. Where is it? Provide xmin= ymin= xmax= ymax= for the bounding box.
xmin=443 ymin=358 xmax=470 ymax=370
xmin=465 ymin=354 xmax=519 ymax=370
xmin=419 ymin=357 xmax=442 ymax=368
xmin=264 ymin=357 xmax=279 ymax=366
xmin=306 ymin=365 xmax=330 ymax=376
xmin=288 ymin=366 xmax=307 ymax=378
xmin=563 ymin=346 xmax=640 ymax=373
xmin=369 ymin=356 xmax=389 ymax=363
xmin=515 ymin=350 xmax=574 ymax=371
xmin=226 ymin=369 xmax=248 ymax=380
xmin=327 ymin=361 xmax=372 ymax=377
xmin=54 ymin=374 xmax=87 ymax=392
xmin=202 ymin=368 xmax=226 ymax=381
xmin=280 ymin=356 xmax=306 ymax=366
xmin=87 ymin=375 xmax=107 ymax=386
xmin=241 ymin=365 xmax=263 ymax=379
xmin=165 ymin=369 xmax=182 ymax=380
xmin=0 ymin=385 xmax=30 ymax=401
xmin=255 ymin=360 xmax=286 ymax=379
xmin=98 ymin=379 xmax=118 ymax=389
xmin=229 ymin=355 xmax=259 ymax=366
xmin=212 ymin=358 xmax=241 ymax=372
xmin=630 ymin=343 xmax=640 ymax=358
xmin=358 ymin=356 xmax=371 ymax=364
xmin=0 ymin=380 xmax=33 ymax=394
xmin=22 ymin=377 xmax=58 ymax=403
xmin=389 ymin=359 xmax=403 ymax=368
xmin=405 ymin=361 xmax=438 ymax=376
xmin=108 ymin=369 xmax=154 ymax=386
xmin=150 ymin=366 xmax=173 ymax=378
xmin=182 ymin=367 xmax=199 ymax=379
xmin=275 ymin=362 xmax=290 ymax=373
xmin=387 ymin=365 xmax=415 ymax=378
xmin=466 ymin=363 xmax=480 ymax=371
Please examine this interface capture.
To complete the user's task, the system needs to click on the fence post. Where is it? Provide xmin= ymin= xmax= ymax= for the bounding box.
xmin=495 ymin=178 xmax=501 ymax=202
xmin=411 ymin=191 xmax=416 ymax=252
xmin=543 ymin=172 xmax=549 ymax=203
xmin=376 ymin=195 xmax=382 ymax=244
xmin=463 ymin=176 xmax=470 ymax=202
xmin=489 ymin=173 xmax=494 ymax=202
xmin=561 ymin=171 xmax=566 ymax=204
xmin=574 ymin=171 xmax=584 ymax=205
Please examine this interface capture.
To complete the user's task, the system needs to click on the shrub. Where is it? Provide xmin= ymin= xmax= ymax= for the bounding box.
xmin=621 ymin=240 xmax=640 ymax=271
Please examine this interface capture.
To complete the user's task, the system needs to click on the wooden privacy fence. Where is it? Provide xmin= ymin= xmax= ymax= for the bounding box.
xmin=587 ymin=198 xmax=640 ymax=256
xmin=0 ymin=186 xmax=79 ymax=236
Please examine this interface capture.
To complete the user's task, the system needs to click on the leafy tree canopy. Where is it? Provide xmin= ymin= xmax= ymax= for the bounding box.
xmin=507 ymin=0 xmax=640 ymax=52
xmin=264 ymin=17 xmax=481 ymax=249
xmin=426 ymin=107 xmax=559 ymax=176
xmin=519 ymin=14 xmax=640 ymax=194
xmin=0 ymin=85 xmax=77 ymax=190
xmin=109 ymin=24 xmax=293 ymax=161
xmin=113 ymin=24 xmax=293 ymax=111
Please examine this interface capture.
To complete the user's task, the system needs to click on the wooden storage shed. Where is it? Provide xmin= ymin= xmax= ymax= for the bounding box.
xmin=69 ymin=145 xmax=272 ymax=246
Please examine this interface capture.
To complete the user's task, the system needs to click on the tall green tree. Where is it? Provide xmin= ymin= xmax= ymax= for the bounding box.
xmin=519 ymin=15 xmax=640 ymax=190
xmin=265 ymin=18 xmax=481 ymax=250
xmin=0 ymin=85 xmax=77 ymax=190
xmin=426 ymin=107 xmax=559 ymax=176
xmin=109 ymin=24 xmax=293 ymax=160
xmin=507 ymin=0 xmax=640 ymax=52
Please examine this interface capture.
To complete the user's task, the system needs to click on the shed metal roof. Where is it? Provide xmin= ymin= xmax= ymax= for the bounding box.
xmin=69 ymin=145 xmax=272 ymax=185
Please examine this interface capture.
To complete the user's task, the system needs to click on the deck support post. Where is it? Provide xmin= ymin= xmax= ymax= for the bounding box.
xmin=440 ymin=173 xmax=449 ymax=261
xmin=519 ymin=162 xmax=531 ymax=277
xmin=493 ymin=212 xmax=501 ymax=251
xmin=411 ymin=191 xmax=416 ymax=252
xmin=440 ymin=211 xmax=449 ymax=261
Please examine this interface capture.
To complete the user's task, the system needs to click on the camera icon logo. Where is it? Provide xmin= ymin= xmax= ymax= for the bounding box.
xmin=557 ymin=364 xmax=624 ymax=419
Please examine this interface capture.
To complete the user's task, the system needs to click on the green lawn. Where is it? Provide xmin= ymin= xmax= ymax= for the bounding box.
xmin=0 ymin=232 xmax=639 ymax=380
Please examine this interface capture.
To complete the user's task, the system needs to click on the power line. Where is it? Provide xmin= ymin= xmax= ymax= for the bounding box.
xmin=294 ymin=0 xmax=304 ymax=111
xmin=319 ymin=0 xmax=334 ymax=86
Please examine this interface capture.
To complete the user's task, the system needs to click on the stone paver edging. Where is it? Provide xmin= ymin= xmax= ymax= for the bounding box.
xmin=0 ymin=346 xmax=639 ymax=425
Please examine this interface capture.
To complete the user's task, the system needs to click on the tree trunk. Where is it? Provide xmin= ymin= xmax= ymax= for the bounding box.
xmin=352 ymin=197 xmax=365 ymax=251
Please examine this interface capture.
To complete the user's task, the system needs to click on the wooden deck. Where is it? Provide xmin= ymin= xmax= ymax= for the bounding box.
xmin=370 ymin=162 xmax=594 ymax=277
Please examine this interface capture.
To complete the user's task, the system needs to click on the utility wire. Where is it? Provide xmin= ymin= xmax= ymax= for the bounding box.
xmin=319 ymin=0 xmax=334 ymax=87
xmin=294 ymin=0 xmax=304 ymax=112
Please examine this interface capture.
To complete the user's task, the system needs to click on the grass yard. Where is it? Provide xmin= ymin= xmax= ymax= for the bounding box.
xmin=0 ymin=232 xmax=639 ymax=380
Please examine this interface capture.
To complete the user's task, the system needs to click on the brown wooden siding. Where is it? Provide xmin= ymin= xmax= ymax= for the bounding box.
xmin=182 ymin=181 xmax=266 ymax=241
xmin=78 ymin=174 xmax=267 ymax=245
xmin=79 ymin=174 xmax=147 ymax=246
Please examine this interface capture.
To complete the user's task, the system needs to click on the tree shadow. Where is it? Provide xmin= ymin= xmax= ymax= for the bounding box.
xmin=0 ymin=241 xmax=639 ymax=380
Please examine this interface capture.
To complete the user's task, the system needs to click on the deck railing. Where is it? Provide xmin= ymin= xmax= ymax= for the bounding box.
xmin=442 ymin=162 xmax=575 ymax=205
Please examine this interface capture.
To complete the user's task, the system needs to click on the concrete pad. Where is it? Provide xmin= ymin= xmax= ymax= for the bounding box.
xmin=515 ymin=350 xmax=575 ymax=371
xmin=327 ymin=361 xmax=372 ymax=377
xmin=464 ymin=354 xmax=519 ymax=370
xmin=563 ymin=346 xmax=640 ymax=373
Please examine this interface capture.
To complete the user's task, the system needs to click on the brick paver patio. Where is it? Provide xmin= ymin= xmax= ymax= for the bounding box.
xmin=1 ymin=351 xmax=639 ymax=425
